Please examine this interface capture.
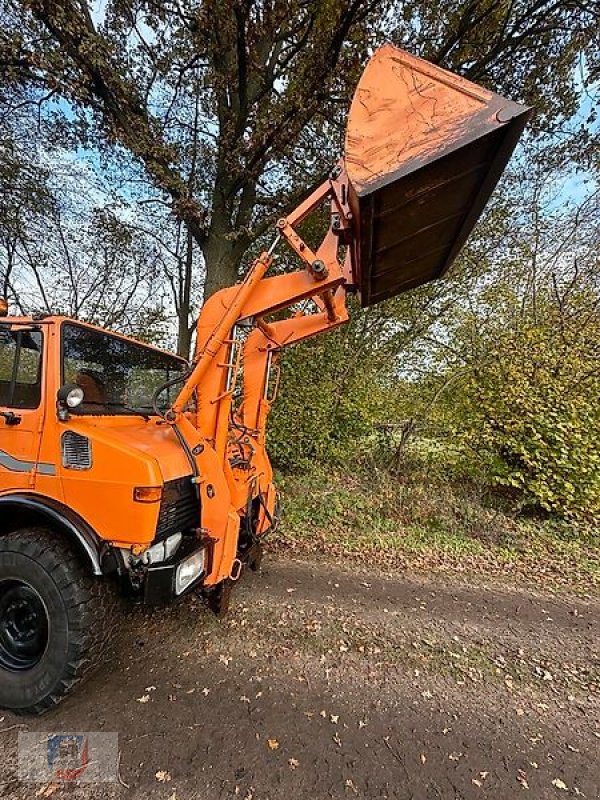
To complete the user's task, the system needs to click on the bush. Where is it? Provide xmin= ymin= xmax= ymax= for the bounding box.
xmin=268 ymin=315 xmax=388 ymax=471
xmin=427 ymin=289 xmax=600 ymax=520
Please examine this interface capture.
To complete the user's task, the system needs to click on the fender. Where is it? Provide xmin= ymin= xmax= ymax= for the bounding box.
xmin=0 ymin=494 xmax=104 ymax=576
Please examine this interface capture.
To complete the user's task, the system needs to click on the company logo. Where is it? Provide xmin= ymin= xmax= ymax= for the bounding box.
xmin=47 ymin=734 xmax=90 ymax=781
xmin=18 ymin=732 xmax=118 ymax=783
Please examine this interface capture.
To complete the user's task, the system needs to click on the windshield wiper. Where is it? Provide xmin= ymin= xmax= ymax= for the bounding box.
xmin=104 ymin=403 xmax=153 ymax=421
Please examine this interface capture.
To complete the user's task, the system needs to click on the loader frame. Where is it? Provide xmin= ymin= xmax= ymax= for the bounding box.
xmin=161 ymin=166 xmax=356 ymax=588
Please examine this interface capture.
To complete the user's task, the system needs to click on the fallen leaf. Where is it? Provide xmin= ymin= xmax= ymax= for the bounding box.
xmin=267 ymin=738 xmax=279 ymax=751
xmin=420 ymin=753 xmax=427 ymax=764
xmin=136 ymin=694 xmax=150 ymax=704
xmin=36 ymin=785 xmax=59 ymax=798
xmin=288 ymin=758 xmax=299 ymax=769
xmin=330 ymin=715 xmax=339 ymax=724
xmin=155 ymin=770 xmax=171 ymax=783
xmin=552 ymin=778 xmax=568 ymax=791
xmin=517 ymin=770 xmax=529 ymax=789
xmin=145 ymin=685 xmax=157 ymax=692
xmin=472 ymin=771 xmax=489 ymax=788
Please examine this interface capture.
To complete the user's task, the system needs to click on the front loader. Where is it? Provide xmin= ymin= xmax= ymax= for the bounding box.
xmin=0 ymin=46 xmax=530 ymax=713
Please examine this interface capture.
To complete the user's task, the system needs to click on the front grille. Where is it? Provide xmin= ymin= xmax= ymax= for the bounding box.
xmin=156 ymin=476 xmax=198 ymax=540
xmin=61 ymin=431 xmax=92 ymax=470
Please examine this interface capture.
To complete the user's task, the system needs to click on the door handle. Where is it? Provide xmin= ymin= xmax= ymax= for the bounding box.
xmin=0 ymin=412 xmax=21 ymax=426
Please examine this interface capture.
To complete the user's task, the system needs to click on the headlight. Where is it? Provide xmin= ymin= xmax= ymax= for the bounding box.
xmin=66 ymin=386 xmax=85 ymax=408
xmin=175 ymin=549 xmax=206 ymax=595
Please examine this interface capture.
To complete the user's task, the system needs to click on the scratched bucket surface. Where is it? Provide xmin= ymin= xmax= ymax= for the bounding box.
xmin=345 ymin=44 xmax=531 ymax=307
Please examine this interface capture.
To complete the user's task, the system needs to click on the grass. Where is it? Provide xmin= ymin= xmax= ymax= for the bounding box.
xmin=272 ymin=462 xmax=600 ymax=594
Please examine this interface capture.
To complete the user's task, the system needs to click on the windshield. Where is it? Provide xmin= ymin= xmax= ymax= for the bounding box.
xmin=62 ymin=323 xmax=187 ymax=415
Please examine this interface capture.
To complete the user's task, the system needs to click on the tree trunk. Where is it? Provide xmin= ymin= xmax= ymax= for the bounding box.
xmin=201 ymin=215 xmax=248 ymax=299
xmin=176 ymin=230 xmax=194 ymax=358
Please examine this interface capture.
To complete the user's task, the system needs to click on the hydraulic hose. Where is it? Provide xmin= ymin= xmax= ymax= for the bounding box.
xmin=152 ymin=371 xmax=201 ymax=500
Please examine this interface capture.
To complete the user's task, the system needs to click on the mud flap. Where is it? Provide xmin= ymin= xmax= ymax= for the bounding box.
xmin=201 ymin=579 xmax=234 ymax=617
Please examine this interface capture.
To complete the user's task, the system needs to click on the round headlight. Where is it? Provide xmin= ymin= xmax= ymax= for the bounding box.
xmin=66 ymin=387 xmax=85 ymax=408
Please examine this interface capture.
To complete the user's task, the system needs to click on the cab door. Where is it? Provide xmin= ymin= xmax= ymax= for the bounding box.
xmin=0 ymin=325 xmax=48 ymax=491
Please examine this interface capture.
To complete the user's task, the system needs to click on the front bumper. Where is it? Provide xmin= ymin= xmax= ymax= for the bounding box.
xmin=144 ymin=540 xmax=208 ymax=605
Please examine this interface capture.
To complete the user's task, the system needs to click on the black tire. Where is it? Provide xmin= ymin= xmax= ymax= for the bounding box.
xmin=0 ymin=527 xmax=117 ymax=715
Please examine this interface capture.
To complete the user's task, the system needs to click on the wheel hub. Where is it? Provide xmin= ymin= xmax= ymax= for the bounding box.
xmin=0 ymin=580 xmax=49 ymax=671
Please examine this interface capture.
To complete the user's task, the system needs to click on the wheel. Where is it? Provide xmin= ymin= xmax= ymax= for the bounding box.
xmin=249 ymin=540 xmax=263 ymax=572
xmin=0 ymin=527 xmax=117 ymax=715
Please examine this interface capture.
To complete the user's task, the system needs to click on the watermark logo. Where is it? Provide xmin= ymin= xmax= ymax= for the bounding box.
xmin=47 ymin=734 xmax=89 ymax=781
xmin=18 ymin=732 xmax=118 ymax=783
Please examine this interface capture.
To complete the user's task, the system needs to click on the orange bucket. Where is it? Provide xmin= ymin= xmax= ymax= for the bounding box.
xmin=345 ymin=45 xmax=531 ymax=306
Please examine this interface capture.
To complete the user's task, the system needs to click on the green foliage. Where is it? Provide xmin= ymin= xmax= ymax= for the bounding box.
xmin=456 ymin=290 xmax=600 ymax=519
xmin=393 ymin=276 xmax=600 ymax=522
xmin=269 ymin=184 xmax=600 ymax=523
xmin=268 ymin=317 xmax=387 ymax=471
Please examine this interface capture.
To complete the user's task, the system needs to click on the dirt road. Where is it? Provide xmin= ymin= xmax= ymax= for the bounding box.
xmin=2 ymin=556 xmax=599 ymax=799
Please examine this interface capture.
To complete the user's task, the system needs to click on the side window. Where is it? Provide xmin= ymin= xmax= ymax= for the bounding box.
xmin=0 ymin=328 xmax=43 ymax=409
xmin=0 ymin=331 xmax=17 ymax=402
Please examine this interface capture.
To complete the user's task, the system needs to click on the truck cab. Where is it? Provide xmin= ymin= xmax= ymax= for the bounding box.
xmin=0 ymin=314 xmax=216 ymax=595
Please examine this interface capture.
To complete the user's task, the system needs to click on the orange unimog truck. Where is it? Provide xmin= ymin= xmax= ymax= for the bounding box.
xmin=0 ymin=46 xmax=529 ymax=713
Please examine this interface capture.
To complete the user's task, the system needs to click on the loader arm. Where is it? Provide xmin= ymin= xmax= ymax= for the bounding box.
xmin=160 ymin=43 xmax=530 ymax=591
xmin=169 ymin=169 xmax=355 ymax=454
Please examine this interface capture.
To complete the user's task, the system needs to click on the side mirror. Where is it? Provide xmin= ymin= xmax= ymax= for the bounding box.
xmin=57 ymin=384 xmax=85 ymax=416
